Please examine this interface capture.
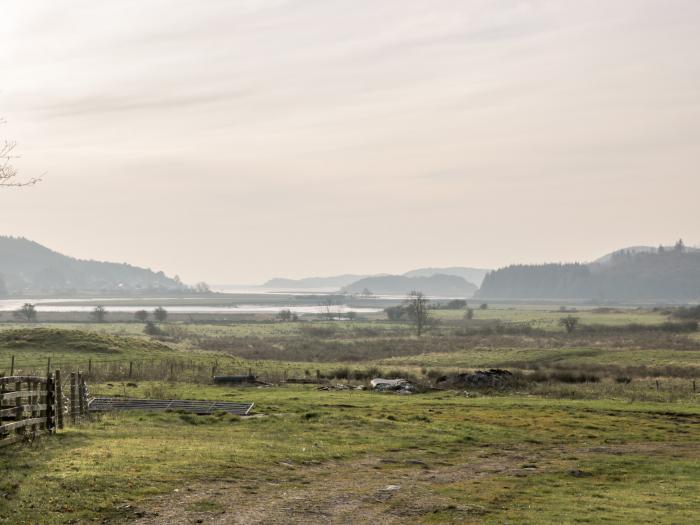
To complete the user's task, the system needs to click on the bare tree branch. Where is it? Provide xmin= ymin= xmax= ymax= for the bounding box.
xmin=0 ymin=117 xmax=41 ymax=187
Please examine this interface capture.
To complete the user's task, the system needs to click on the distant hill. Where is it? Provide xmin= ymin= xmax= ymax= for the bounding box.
xmin=478 ymin=246 xmax=700 ymax=302
xmin=0 ymin=236 xmax=186 ymax=296
xmin=594 ymin=245 xmax=700 ymax=264
xmin=262 ymin=274 xmax=372 ymax=289
xmin=262 ymin=266 xmax=491 ymax=290
xmin=343 ymin=274 xmax=477 ymax=297
xmin=403 ymin=267 xmax=491 ymax=287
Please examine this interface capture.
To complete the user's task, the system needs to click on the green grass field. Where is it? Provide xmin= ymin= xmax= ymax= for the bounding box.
xmin=1 ymin=384 xmax=698 ymax=524
xmin=1 ymin=305 xmax=699 ymax=523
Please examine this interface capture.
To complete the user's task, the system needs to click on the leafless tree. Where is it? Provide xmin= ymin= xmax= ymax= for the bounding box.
xmin=1 ymin=117 xmax=40 ymax=187
xmin=13 ymin=303 xmax=37 ymax=322
xmin=320 ymin=296 xmax=336 ymax=320
xmin=90 ymin=305 xmax=108 ymax=323
xmin=405 ymin=291 xmax=430 ymax=336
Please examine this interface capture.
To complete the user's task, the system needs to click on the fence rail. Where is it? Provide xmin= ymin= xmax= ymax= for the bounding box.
xmin=0 ymin=375 xmax=55 ymax=447
xmin=0 ymin=370 xmax=88 ymax=448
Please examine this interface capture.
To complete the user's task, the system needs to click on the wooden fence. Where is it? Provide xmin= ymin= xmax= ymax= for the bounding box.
xmin=0 ymin=371 xmax=89 ymax=448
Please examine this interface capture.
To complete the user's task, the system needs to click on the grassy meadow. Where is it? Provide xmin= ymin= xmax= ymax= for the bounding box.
xmin=1 ymin=303 xmax=699 ymax=523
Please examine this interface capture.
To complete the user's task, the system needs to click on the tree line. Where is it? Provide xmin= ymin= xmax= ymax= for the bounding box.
xmin=477 ymin=242 xmax=700 ymax=301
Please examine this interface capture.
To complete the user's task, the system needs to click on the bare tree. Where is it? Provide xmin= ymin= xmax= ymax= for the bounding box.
xmin=13 ymin=303 xmax=37 ymax=322
xmin=1 ymin=118 xmax=40 ymax=187
xmin=134 ymin=310 xmax=149 ymax=322
xmin=90 ymin=305 xmax=108 ymax=323
xmin=404 ymin=291 xmax=430 ymax=336
xmin=320 ymin=296 xmax=337 ymax=320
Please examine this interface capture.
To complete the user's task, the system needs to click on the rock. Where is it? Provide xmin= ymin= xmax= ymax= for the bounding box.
xmin=371 ymin=378 xmax=417 ymax=394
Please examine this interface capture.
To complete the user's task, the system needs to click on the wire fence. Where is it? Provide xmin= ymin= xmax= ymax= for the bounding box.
xmin=0 ymin=354 xmax=335 ymax=385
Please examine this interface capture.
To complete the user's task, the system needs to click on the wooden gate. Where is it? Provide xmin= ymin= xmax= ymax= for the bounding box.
xmin=0 ymin=374 xmax=60 ymax=447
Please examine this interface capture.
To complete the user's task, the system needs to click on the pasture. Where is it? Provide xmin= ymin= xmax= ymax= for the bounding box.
xmin=1 ymin=385 xmax=699 ymax=524
xmin=1 ymin=303 xmax=699 ymax=523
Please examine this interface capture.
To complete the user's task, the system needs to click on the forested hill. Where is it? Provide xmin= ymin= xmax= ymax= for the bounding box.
xmin=0 ymin=236 xmax=186 ymax=296
xmin=343 ymin=274 xmax=477 ymax=297
xmin=477 ymin=249 xmax=700 ymax=301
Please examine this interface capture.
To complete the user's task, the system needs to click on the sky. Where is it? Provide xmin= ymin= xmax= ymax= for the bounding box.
xmin=1 ymin=0 xmax=699 ymax=284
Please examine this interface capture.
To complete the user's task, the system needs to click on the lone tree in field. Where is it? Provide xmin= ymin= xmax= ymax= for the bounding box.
xmin=277 ymin=309 xmax=293 ymax=321
xmin=90 ymin=305 xmax=108 ymax=323
xmin=404 ymin=291 xmax=430 ymax=336
xmin=13 ymin=303 xmax=37 ymax=322
xmin=153 ymin=306 xmax=168 ymax=323
xmin=134 ymin=309 xmax=149 ymax=322
xmin=320 ymin=296 xmax=337 ymax=320
xmin=559 ymin=315 xmax=579 ymax=334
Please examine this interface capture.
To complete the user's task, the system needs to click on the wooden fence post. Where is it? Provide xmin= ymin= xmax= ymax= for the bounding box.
xmin=10 ymin=356 xmax=15 ymax=377
xmin=70 ymin=373 xmax=77 ymax=424
xmin=15 ymin=378 xmax=23 ymax=439
xmin=77 ymin=372 xmax=85 ymax=419
xmin=83 ymin=375 xmax=89 ymax=418
xmin=46 ymin=373 xmax=55 ymax=434
xmin=30 ymin=379 xmax=39 ymax=438
xmin=0 ymin=376 xmax=4 ymax=432
xmin=55 ymin=369 xmax=64 ymax=430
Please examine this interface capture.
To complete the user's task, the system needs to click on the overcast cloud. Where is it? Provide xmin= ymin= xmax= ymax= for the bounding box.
xmin=1 ymin=0 xmax=699 ymax=283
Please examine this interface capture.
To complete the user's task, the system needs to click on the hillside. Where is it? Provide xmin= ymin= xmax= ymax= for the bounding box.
xmin=594 ymin=245 xmax=700 ymax=264
xmin=263 ymin=274 xmax=371 ymax=289
xmin=403 ymin=266 xmax=491 ymax=286
xmin=262 ymin=267 xmax=491 ymax=290
xmin=478 ymin=248 xmax=700 ymax=302
xmin=0 ymin=236 xmax=186 ymax=296
xmin=343 ymin=274 xmax=477 ymax=297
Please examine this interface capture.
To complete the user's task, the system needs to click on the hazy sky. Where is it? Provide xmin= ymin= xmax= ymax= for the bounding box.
xmin=1 ymin=0 xmax=699 ymax=284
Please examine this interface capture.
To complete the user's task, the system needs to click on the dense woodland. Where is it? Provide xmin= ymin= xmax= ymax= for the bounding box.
xmin=478 ymin=246 xmax=700 ymax=301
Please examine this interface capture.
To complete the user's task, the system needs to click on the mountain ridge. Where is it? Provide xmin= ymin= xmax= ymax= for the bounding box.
xmin=0 ymin=236 xmax=186 ymax=296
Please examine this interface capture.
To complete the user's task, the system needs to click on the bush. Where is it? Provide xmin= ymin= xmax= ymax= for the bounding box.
xmin=144 ymin=321 xmax=164 ymax=336
xmin=385 ymin=305 xmax=407 ymax=321
xmin=672 ymin=305 xmax=700 ymax=320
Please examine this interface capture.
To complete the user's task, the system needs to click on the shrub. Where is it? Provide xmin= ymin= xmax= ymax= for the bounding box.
xmin=144 ymin=321 xmax=164 ymax=336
